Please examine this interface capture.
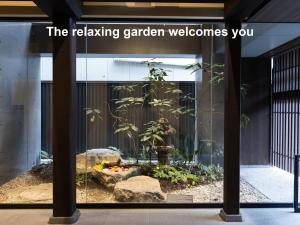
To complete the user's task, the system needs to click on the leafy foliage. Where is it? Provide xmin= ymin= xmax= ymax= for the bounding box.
xmin=186 ymin=62 xmax=250 ymax=128
xmin=141 ymin=163 xmax=223 ymax=187
xmin=115 ymin=97 xmax=144 ymax=111
xmin=76 ymin=172 xmax=92 ymax=187
xmin=107 ymin=146 xmax=123 ymax=156
xmin=115 ymin=122 xmax=139 ymax=139
xmin=186 ymin=62 xmax=224 ymax=77
xmin=113 ymin=84 xmax=138 ymax=93
xmin=149 ymin=98 xmax=173 ymax=108
xmin=168 ymin=107 xmax=194 ymax=116
xmin=194 ymin=164 xmax=223 ymax=183
xmin=110 ymin=59 xmax=194 ymax=164
xmin=240 ymin=84 xmax=248 ymax=99
xmin=140 ymin=118 xmax=176 ymax=157
xmin=241 ymin=113 xmax=250 ymax=128
xmin=85 ymin=108 xmax=102 ymax=123
xmin=170 ymin=148 xmax=201 ymax=166
xmin=153 ymin=165 xmax=199 ymax=185
xmin=41 ymin=150 xmax=52 ymax=160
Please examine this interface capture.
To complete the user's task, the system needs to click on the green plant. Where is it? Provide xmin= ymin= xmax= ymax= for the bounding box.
xmin=76 ymin=172 xmax=92 ymax=187
xmin=185 ymin=62 xmax=224 ymax=80
xmin=140 ymin=118 xmax=176 ymax=164
xmin=114 ymin=122 xmax=139 ymax=162
xmin=153 ymin=165 xmax=199 ymax=185
xmin=114 ymin=122 xmax=139 ymax=137
xmin=115 ymin=97 xmax=144 ymax=111
xmin=186 ymin=62 xmax=250 ymax=128
xmin=111 ymin=83 xmax=142 ymax=163
xmin=195 ymin=164 xmax=223 ymax=183
xmin=111 ymin=60 xmax=194 ymax=164
xmin=169 ymin=148 xmax=185 ymax=165
xmin=241 ymin=113 xmax=250 ymax=128
xmin=139 ymin=61 xmax=194 ymax=164
xmin=76 ymin=173 xmax=85 ymax=187
xmin=144 ymin=61 xmax=193 ymax=118
xmin=107 ymin=146 xmax=123 ymax=156
xmin=85 ymin=108 xmax=103 ymax=123
xmin=113 ymin=84 xmax=138 ymax=93
xmin=140 ymin=119 xmax=175 ymax=145
xmin=41 ymin=150 xmax=52 ymax=160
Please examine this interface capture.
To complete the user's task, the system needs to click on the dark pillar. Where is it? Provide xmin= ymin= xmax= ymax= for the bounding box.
xmin=49 ymin=16 xmax=80 ymax=224
xmin=219 ymin=20 xmax=243 ymax=222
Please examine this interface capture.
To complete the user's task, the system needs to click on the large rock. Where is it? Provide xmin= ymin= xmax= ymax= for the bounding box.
xmin=92 ymin=166 xmax=141 ymax=190
xmin=30 ymin=163 xmax=53 ymax=181
xmin=76 ymin=148 xmax=121 ymax=172
xmin=114 ymin=176 xmax=166 ymax=202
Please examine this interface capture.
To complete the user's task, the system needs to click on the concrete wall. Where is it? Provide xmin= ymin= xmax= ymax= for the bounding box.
xmin=0 ymin=23 xmax=41 ymax=184
xmin=195 ymin=27 xmax=225 ymax=165
xmin=40 ymin=56 xmax=197 ymax=82
xmin=240 ymin=58 xmax=271 ymax=165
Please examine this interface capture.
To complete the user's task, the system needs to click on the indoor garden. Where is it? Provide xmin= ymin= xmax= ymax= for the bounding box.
xmin=0 ymin=50 xmax=269 ymax=203
xmin=0 ymin=22 xmax=279 ymax=205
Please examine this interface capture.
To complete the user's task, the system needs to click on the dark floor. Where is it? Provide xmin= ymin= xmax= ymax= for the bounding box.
xmin=0 ymin=208 xmax=299 ymax=225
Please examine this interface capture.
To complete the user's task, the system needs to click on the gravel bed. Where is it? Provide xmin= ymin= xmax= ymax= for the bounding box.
xmin=170 ymin=178 xmax=271 ymax=203
xmin=0 ymin=170 xmax=271 ymax=203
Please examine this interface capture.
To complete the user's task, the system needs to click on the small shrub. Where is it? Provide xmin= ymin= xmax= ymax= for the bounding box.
xmin=153 ymin=165 xmax=199 ymax=185
xmin=195 ymin=164 xmax=223 ymax=183
xmin=41 ymin=150 xmax=52 ymax=160
xmin=76 ymin=173 xmax=86 ymax=187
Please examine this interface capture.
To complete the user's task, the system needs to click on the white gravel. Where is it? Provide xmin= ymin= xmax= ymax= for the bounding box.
xmin=169 ymin=178 xmax=271 ymax=203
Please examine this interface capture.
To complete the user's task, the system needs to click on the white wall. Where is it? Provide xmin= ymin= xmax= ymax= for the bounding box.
xmin=41 ymin=56 xmax=197 ymax=82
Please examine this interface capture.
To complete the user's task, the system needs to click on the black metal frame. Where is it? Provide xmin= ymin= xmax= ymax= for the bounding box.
xmin=294 ymin=155 xmax=300 ymax=212
xmin=0 ymin=203 xmax=293 ymax=209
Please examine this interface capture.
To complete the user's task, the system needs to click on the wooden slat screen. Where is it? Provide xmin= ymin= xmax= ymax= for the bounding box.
xmin=272 ymin=49 xmax=300 ymax=173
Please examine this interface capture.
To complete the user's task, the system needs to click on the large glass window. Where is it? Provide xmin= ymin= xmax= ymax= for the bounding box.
xmin=0 ymin=22 xmax=228 ymax=205
xmin=75 ymin=23 xmax=226 ymax=204
xmin=1 ymin=21 xmax=299 ymax=206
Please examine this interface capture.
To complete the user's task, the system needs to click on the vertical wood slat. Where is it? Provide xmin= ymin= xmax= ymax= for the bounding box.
xmin=41 ymin=82 xmax=196 ymax=157
xmin=272 ymin=47 xmax=300 ymax=174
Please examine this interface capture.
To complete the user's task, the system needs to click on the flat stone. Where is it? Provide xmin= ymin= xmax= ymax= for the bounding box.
xmin=114 ymin=176 xmax=166 ymax=202
xmin=76 ymin=148 xmax=121 ymax=172
xmin=19 ymin=183 xmax=52 ymax=202
xmin=92 ymin=166 xmax=141 ymax=190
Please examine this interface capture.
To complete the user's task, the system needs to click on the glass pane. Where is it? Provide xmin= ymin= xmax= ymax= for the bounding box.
xmin=79 ymin=23 xmax=225 ymax=204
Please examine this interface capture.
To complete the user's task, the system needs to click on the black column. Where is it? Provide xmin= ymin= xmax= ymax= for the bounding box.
xmin=49 ymin=16 xmax=80 ymax=224
xmin=219 ymin=20 xmax=242 ymax=222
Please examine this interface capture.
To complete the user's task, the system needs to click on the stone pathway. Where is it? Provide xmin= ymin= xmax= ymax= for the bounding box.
xmin=241 ymin=166 xmax=295 ymax=202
